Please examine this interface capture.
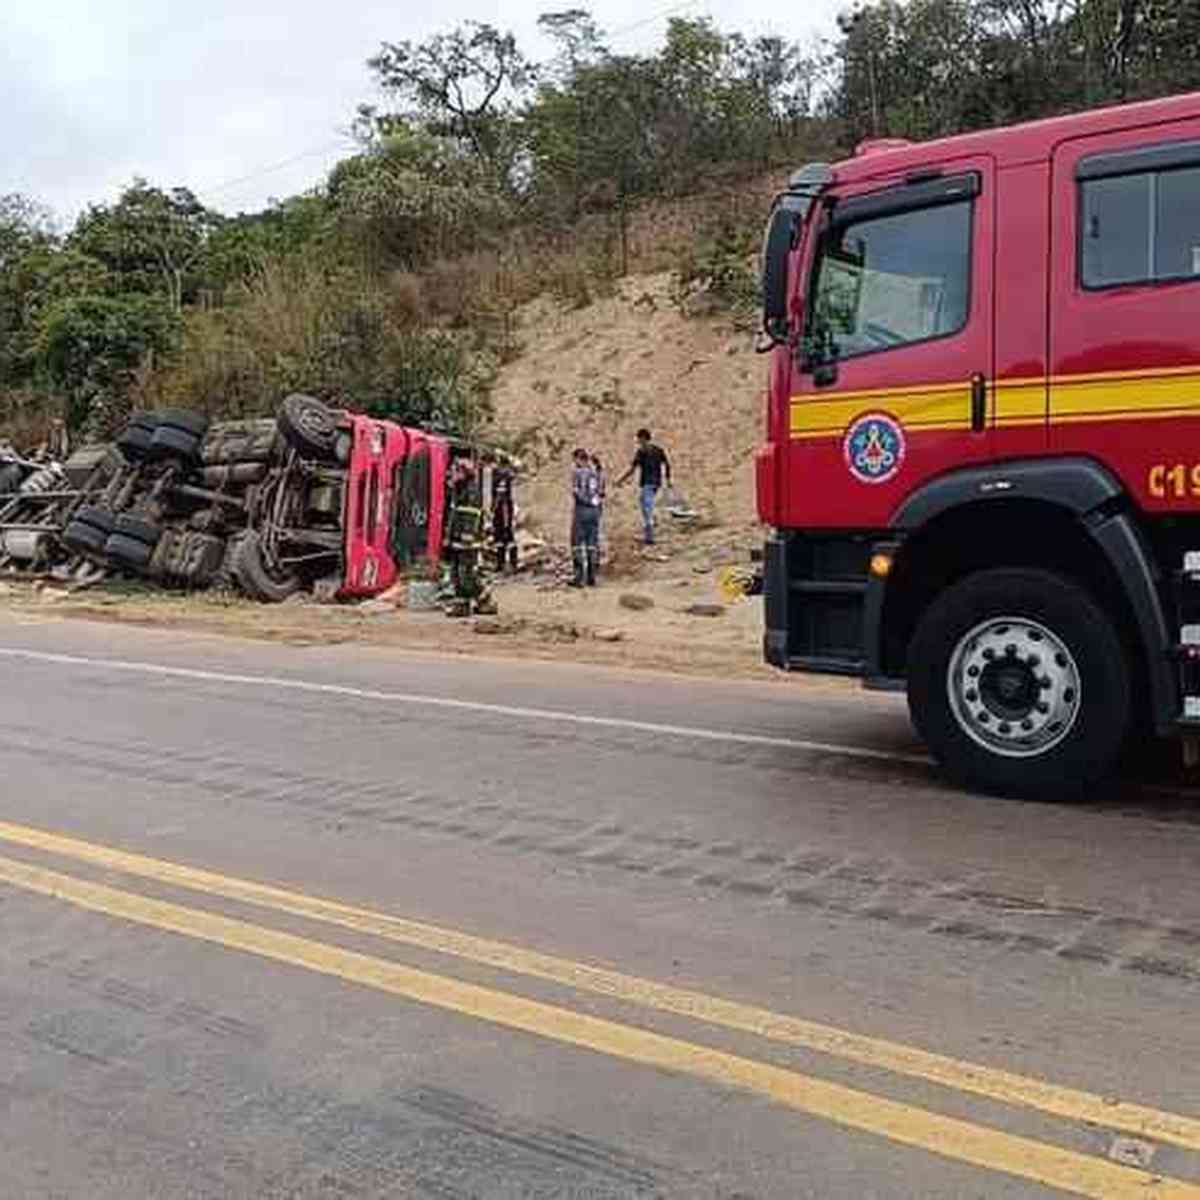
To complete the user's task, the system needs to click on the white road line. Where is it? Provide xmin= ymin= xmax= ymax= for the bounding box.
xmin=0 ymin=646 xmax=933 ymax=767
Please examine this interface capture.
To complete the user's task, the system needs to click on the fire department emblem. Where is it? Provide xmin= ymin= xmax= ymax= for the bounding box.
xmin=844 ymin=412 xmax=905 ymax=485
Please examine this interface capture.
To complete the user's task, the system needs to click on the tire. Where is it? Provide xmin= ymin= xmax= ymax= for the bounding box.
xmin=230 ymin=529 xmax=302 ymax=602
xmin=149 ymin=529 xmax=224 ymax=587
xmin=156 ymin=409 xmax=209 ymax=438
xmin=907 ymin=568 xmax=1131 ymax=799
xmin=61 ymin=521 xmax=109 ymax=557
xmin=0 ymin=464 xmax=24 ymax=494
xmin=117 ymin=412 xmax=163 ymax=461
xmin=104 ymin=532 xmax=155 ymax=571
xmin=148 ymin=424 xmax=202 ymax=463
xmin=278 ymin=394 xmax=340 ymax=460
xmin=74 ymin=504 xmax=117 ymax=536
xmin=113 ymin=512 xmax=163 ymax=548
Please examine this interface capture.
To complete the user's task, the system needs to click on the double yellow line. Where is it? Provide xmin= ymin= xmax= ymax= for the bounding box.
xmin=1 ymin=819 xmax=1197 ymax=1198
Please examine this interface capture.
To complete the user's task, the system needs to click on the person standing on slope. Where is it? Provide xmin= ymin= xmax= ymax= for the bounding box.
xmin=569 ymin=448 xmax=601 ymax=588
xmin=616 ymin=428 xmax=672 ymax=545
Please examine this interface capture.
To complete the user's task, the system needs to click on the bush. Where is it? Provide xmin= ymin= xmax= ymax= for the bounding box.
xmin=670 ymin=209 xmax=761 ymax=320
xmin=35 ymin=292 xmax=182 ymax=434
xmin=152 ymin=258 xmax=494 ymax=436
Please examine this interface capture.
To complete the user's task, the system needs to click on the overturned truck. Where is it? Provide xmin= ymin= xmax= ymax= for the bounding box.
xmin=0 ymin=395 xmax=457 ymax=601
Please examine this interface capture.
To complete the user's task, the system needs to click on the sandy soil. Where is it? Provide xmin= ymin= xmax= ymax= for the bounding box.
xmin=488 ymin=272 xmax=763 ymax=550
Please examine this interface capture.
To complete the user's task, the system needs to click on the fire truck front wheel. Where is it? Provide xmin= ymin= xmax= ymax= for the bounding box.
xmin=907 ymin=568 xmax=1131 ymax=799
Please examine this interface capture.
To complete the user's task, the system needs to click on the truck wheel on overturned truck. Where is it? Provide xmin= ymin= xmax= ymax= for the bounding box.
xmin=906 ymin=567 xmax=1131 ymax=800
xmin=117 ymin=409 xmax=208 ymax=464
xmin=277 ymin=394 xmax=340 ymax=461
xmin=61 ymin=504 xmax=117 ymax=559
xmin=230 ymin=530 xmax=301 ymax=602
xmin=0 ymin=463 xmax=24 ymax=495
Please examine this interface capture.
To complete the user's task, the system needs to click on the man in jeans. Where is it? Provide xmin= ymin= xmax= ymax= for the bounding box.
xmin=617 ymin=428 xmax=672 ymax=545
xmin=569 ymin=448 xmax=601 ymax=587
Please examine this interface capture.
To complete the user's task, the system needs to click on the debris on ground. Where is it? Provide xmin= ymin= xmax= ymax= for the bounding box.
xmin=619 ymin=593 xmax=655 ymax=611
xmin=684 ymin=603 xmax=726 ymax=617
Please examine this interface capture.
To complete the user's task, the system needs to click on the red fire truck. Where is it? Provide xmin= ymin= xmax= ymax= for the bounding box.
xmin=757 ymin=91 xmax=1200 ymax=796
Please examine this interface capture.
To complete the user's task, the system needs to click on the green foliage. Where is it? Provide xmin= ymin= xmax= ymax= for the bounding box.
xmin=670 ymin=209 xmax=761 ymax=318
xmin=825 ymin=0 xmax=1200 ymax=147
xmin=36 ymin=292 xmax=181 ymax=432
xmin=327 ymin=126 xmax=511 ymax=268
xmin=69 ymin=180 xmax=223 ymax=309
xmin=150 ymin=260 xmax=493 ymax=437
xmin=365 ymin=22 xmax=533 ymax=192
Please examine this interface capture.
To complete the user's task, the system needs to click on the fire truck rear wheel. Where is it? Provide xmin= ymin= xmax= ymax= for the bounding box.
xmin=907 ymin=567 xmax=1131 ymax=799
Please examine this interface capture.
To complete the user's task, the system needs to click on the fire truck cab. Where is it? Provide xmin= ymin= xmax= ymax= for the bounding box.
xmin=758 ymin=91 xmax=1200 ymax=796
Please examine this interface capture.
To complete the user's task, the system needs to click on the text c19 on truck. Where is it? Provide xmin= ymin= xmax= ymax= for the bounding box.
xmin=756 ymin=91 xmax=1200 ymax=798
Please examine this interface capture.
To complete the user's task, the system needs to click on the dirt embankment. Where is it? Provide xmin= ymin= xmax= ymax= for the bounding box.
xmin=489 ymin=271 xmax=763 ymax=551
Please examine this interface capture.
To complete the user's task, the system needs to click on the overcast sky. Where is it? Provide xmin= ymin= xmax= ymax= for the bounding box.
xmin=3 ymin=0 xmax=844 ymax=225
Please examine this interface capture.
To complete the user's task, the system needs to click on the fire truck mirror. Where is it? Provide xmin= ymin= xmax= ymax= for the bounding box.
xmin=760 ymin=206 xmax=796 ymax=344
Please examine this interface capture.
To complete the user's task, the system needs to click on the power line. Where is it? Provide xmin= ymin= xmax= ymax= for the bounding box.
xmin=604 ymin=0 xmax=704 ymax=45
xmin=196 ymin=139 xmax=350 ymax=202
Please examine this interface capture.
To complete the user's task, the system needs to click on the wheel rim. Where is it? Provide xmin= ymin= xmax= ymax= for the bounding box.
xmin=296 ymin=405 xmax=334 ymax=439
xmin=946 ymin=616 xmax=1081 ymax=759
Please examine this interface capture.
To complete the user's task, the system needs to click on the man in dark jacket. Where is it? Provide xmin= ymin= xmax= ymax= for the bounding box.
xmin=489 ymin=456 xmax=518 ymax=572
xmin=617 ymin=428 xmax=671 ymax=545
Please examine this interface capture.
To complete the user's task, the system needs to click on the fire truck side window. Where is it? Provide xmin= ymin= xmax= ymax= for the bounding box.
xmin=806 ymin=198 xmax=972 ymax=363
xmin=1080 ymin=155 xmax=1200 ymax=288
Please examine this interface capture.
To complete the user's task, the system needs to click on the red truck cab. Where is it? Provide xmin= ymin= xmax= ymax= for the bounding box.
xmin=339 ymin=414 xmax=450 ymax=599
xmin=757 ymin=91 xmax=1200 ymax=795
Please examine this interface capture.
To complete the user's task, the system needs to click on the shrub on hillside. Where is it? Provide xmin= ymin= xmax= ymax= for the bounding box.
xmin=150 ymin=258 xmax=494 ymax=436
xmin=670 ymin=210 xmax=760 ymax=321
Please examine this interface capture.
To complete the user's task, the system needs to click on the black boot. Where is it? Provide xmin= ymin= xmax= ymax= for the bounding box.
xmin=568 ymin=547 xmax=585 ymax=587
xmin=585 ymin=547 xmax=598 ymax=586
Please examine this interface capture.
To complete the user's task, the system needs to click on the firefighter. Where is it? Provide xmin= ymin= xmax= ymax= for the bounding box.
xmin=489 ymin=453 xmax=518 ymax=573
xmin=444 ymin=455 xmax=498 ymax=617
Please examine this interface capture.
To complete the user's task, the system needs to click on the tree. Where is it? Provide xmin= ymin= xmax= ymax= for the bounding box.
xmin=70 ymin=181 xmax=223 ymax=310
xmin=0 ymin=195 xmax=60 ymax=388
xmin=367 ymin=23 xmax=534 ymax=189
xmin=327 ymin=124 xmax=511 ymax=268
xmin=35 ymin=292 xmax=181 ymax=432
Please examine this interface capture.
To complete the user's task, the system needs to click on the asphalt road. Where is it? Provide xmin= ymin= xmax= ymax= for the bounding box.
xmin=1 ymin=612 xmax=1199 ymax=1199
